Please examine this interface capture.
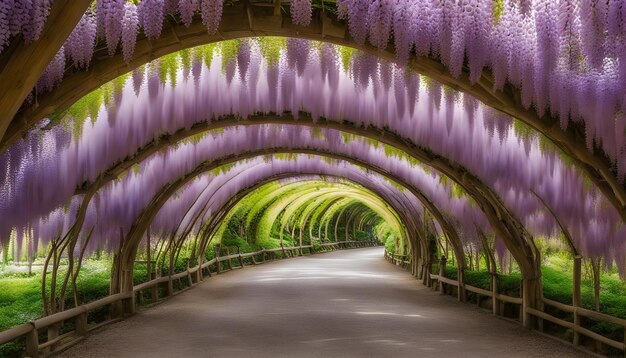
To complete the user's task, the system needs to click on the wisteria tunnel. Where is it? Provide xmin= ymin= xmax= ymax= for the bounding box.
xmin=0 ymin=0 xmax=626 ymax=357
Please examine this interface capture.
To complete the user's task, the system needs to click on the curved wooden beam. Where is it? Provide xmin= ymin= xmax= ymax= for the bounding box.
xmin=0 ymin=0 xmax=91 ymax=139
xmin=161 ymin=173 xmax=423 ymax=271
xmin=3 ymin=2 xmax=624 ymax=223
xmin=116 ymin=147 xmax=525 ymax=298
xmin=110 ymin=168 xmax=422 ymax=294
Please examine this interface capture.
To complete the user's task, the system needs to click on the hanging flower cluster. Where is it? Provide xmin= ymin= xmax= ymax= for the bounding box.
xmin=290 ymin=0 xmax=312 ymax=27
xmin=66 ymin=13 xmax=97 ymax=69
xmin=36 ymin=46 xmax=65 ymax=93
xmin=0 ymin=0 xmax=52 ymax=52
xmin=15 ymin=0 xmax=626 ymax=184
xmin=121 ymin=2 xmax=139 ymax=63
xmin=178 ymin=0 xmax=198 ymax=27
xmin=138 ymin=0 xmax=165 ymax=40
xmin=200 ymin=0 xmax=222 ymax=36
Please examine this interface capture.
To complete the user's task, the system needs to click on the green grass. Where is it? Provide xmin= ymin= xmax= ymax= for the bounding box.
xmin=0 ymin=276 xmax=42 ymax=331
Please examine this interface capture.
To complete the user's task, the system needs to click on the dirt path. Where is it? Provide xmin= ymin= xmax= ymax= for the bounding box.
xmin=60 ymin=247 xmax=591 ymax=357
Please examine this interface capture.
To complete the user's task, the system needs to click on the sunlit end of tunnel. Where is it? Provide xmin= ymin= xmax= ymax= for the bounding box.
xmin=1 ymin=1 xmax=626 ymax=358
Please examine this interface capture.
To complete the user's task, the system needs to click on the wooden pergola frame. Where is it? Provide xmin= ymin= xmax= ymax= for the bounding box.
xmin=1 ymin=1 xmax=623 ymax=223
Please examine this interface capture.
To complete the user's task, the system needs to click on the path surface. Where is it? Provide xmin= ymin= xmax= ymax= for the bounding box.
xmin=61 ymin=248 xmax=590 ymax=358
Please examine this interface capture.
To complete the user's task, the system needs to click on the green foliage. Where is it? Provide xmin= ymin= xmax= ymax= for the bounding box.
xmin=221 ymin=229 xmax=253 ymax=252
xmin=74 ymin=260 xmax=111 ymax=304
xmin=512 ymin=119 xmax=536 ymax=141
xmin=498 ymin=273 xmax=521 ymax=295
xmin=159 ymin=52 xmax=179 ymax=86
xmin=463 ymin=269 xmax=491 ymax=290
xmin=354 ymin=230 xmax=369 ymax=241
xmin=339 ymin=46 xmax=354 ymax=73
xmin=384 ymin=239 xmax=395 ymax=254
xmin=492 ymin=0 xmax=505 ymax=24
xmin=256 ymin=37 xmax=285 ymax=65
xmin=0 ymin=277 xmax=42 ymax=331
xmin=220 ymin=40 xmax=240 ymax=72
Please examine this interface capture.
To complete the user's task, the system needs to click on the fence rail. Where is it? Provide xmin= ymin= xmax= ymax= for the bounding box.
xmin=384 ymin=250 xmax=626 ymax=356
xmin=384 ymin=251 xmax=411 ymax=268
xmin=0 ymin=240 xmax=378 ymax=357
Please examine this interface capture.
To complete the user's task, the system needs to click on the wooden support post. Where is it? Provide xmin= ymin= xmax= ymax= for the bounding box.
xmin=145 ymin=232 xmax=151 ymax=303
xmin=427 ymin=257 xmax=434 ymax=287
xmin=226 ymin=248 xmax=233 ymax=270
xmin=186 ymin=262 xmax=193 ymax=286
xmin=45 ymin=324 xmax=59 ymax=353
xmin=167 ymin=274 xmax=174 ymax=297
xmin=215 ymin=248 xmax=221 ymax=274
xmin=573 ymin=255 xmax=582 ymax=346
xmin=237 ymin=247 xmax=244 ymax=267
xmin=491 ymin=273 xmax=499 ymax=315
xmin=439 ymin=256 xmax=447 ymax=294
xmin=150 ymin=268 xmax=160 ymax=303
xmin=197 ymin=256 xmax=203 ymax=282
xmin=25 ymin=324 xmax=39 ymax=358
xmin=123 ymin=268 xmax=136 ymax=315
xmin=414 ymin=257 xmax=420 ymax=278
xmin=522 ymin=277 xmax=540 ymax=329
xmin=458 ymin=267 xmax=465 ymax=302
xmin=75 ymin=312 xmax=88 ymax=336
xmin=146 ymin=228 xmax=151 ymax=282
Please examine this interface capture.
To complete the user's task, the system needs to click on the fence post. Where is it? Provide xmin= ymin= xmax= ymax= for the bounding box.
xmin=238 ymin=247 xmax=244 ymax=267
xmin=197 ymin=256 xmax=203 ymax=282
xmin=226 ymin=248 xmax=233 ymax=270
xmin=151 ymin=268 xmax=160 ymax=301
xmin=491 ymin=273 xmax=499 ymax=315
xmin=45 ymin=323 xmax=59 ymax=353
xmin=521 ymin=277 xmax=540 ymax=329
xmin=25 ymin=324 xmax=39 ymax=358
xmin=458 ymin=267 xmax=466 ymax=302
xmin=167 ymin=273 xmax=174 ymax=297
xmin=215 ymin=247 xmax=221 ymax=274
xmin=75 ymin=311 xmax=88 ymax=336
xmin=573 ymin=255 xmax=582 ymax=346
xmin=439 ymin=256 xmax=446 ymax=294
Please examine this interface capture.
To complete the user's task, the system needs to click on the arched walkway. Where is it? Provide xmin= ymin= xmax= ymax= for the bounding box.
xmin=60 ymin=248 xmax=589 ymax=358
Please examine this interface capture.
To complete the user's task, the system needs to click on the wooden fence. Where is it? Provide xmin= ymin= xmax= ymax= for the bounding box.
xmin=384 ymin=250 xmax=626 ymax=356
xmin=0 ymin=240 xmax=377 ymax=357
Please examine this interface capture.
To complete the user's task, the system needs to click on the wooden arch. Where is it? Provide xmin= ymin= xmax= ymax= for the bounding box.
xmin=113 ymin=168 xmax=428 ymax=295
xmin=163 ymin=174 xmax=417 ymax=277
xmin=194 ymin=172 xmax=429 ymax=281
xmin=66 ymin=115 xmax=539 ymax=279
